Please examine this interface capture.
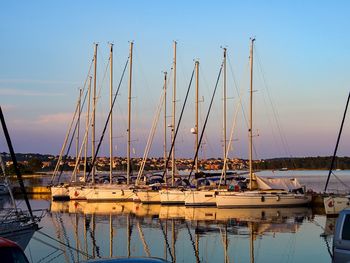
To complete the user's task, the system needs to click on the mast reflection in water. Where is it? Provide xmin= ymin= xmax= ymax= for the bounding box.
xmin=22 ymin=199 xmax=334 ymax=263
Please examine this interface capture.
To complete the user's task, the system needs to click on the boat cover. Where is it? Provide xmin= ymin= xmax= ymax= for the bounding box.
xmin=255 ymin=176 xmax=302 ymax=191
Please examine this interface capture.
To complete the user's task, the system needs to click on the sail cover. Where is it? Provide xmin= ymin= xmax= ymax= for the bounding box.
xmin=255 ymin=176 xmax=302 ymax=191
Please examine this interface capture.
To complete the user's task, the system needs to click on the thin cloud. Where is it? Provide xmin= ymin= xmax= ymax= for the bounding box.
xmin=0 ymin=88 xmax=64 ymax=97
xmin=36 ymin=113 xmax=73 ymax=125
xmin=0 ymin=78 xmax=80 ymax=85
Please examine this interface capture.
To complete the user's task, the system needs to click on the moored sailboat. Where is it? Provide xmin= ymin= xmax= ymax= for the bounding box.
xmin=323 ymin=91 xmax=350 ymax=215
xmin=85 ymin=42 xmax=136 ymax=202
xmin=216 ymin=38 xmax=311 ymax=208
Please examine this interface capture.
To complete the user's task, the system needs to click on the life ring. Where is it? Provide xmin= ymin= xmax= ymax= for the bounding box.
xmin=74 ymin=191 xmax=79 ymax=197
xmin=276 ymin=195 xmax=280 ymax=201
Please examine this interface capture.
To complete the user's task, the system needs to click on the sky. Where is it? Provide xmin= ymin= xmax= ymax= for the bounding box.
xmin=1 ymin=0 xmax=350 ymax=159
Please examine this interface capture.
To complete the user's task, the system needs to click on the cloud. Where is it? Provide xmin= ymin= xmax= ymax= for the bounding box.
xmin=0 ymin=88 xmax=64 ymax=97
xmin=0 ymin=78 xmax=79 ymax=85
xmin=35 ymin=113 xmax=73 ymax=125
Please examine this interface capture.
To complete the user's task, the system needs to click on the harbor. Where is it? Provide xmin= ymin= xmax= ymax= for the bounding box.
xmin=0 ymin=180 xmax=336 ymax=263
xmin=2 ymin=1 xmax=350 ymax=263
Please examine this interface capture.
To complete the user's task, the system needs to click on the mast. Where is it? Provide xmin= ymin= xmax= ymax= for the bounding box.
xmin=0 ymin=107 xmax=34 ymax=221
xmin=127 ymin=41 xmax=134 ymax=185
xmin=171 ymin=41 xmax=177 ymax=187
xmin=324 ymin=91 xmax=350 ymax=191
xmin=164 ymin=72 xmax=168 ymax=176
xmin=223 ymin=48 xmax=227 ymax=182
xmin=249 ymin=38 xmax=255 ymax=190
xmin=83 ymin=77 xmax=92 ymax=182
xmin=109 ymin=43 xmax=114 ymax=184
xmin=75 ymin=88 xmax=82 ymax=182
xmin=92 ymin=43 xmax=98 ymax=183
xmin=250 ymin=222 xmax=255 ymax=263
xmin=195 ymin=60 xmax=199 ymax=173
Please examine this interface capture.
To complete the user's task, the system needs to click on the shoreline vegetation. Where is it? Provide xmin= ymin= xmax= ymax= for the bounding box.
xmin=1 ymin=152 xmax=349 ymax=175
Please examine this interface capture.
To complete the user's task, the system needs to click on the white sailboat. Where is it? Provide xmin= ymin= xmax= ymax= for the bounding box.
xmin=85 ymin=42 xmax=136 ymax=202
xmin=216 ymin=38 xmax=311 ymax=208
xmin=133 ymin=70 xmax=168 ymax=204
xmin=69 ymin=43 xmax=98 ymax=201
xmin=159 ymin=41 xmax=187 ymax=205
xmin=323 ymin=92 xmax=350 ymax=215
xmin=184 ymin=48 xmax=228 ymax=207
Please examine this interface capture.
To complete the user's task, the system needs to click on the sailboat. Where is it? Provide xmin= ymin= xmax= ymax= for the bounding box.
xmin=215 ymin=38 xmax=311 ymax=208
xmin=159 ymin=41 xmax=187 ymax=205
xmin=133 ymin=70 xmax=168 ymax=204
xmin=323 ymin=91 xmax=350 ymax=215
xmin=184 ymin=48 xmax=228 ymax=207
xmin=84 ymin=42 xmax=136 ymax=202
xmin=0 ymin=107 xmax=42 ymax=250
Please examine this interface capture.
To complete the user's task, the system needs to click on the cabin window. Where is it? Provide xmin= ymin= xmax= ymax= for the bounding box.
xmin=205 ymin=195 xmax=213 ymax=197
xmin=342 ymin=214 xmax=350 ymax=240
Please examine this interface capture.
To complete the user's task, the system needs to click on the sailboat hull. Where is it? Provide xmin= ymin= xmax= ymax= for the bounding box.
xmin=324 ymin=196 xmax=350 ymax=216
xmin=184 ymin=190 xmax=217 ymax=206
xmin=51 ymin=185 xmax=70 ymax=201
xmin=159 ymin=189 xmax=186 ymax=204
xmin=136 ymin=190 xmax=161 ymax=203
xmin=68 ymin=185 xmax=91 ymax=200
xmin=216 ymin=191 xmax=311 ymax=208
xmin=85 ymin=185 xmax=135 ymax=202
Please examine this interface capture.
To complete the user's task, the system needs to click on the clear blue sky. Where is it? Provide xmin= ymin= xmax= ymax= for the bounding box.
xmin=1 ymin=0 xmax=350 ymax=159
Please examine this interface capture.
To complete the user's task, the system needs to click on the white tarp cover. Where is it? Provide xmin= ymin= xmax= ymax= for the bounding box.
xmin=255 ymin=176 xmax=302 ymax=191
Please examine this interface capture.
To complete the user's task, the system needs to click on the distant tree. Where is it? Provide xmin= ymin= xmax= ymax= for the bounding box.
xmin=27 ymin=158 xmax=43 ymax=172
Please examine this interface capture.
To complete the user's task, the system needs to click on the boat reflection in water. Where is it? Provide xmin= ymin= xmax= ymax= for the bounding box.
xmin=49 ymin=200 xmax=313 ymax=263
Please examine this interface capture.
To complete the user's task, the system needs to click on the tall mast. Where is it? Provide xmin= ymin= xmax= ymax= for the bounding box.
xmin=249 ymin=38 xmax=255 ymax=190
xmin=223 ymin=48 xmax=227 ymax=182
xmin=171 ymin=41 xmax=177 ymax=187
xmin=109 ymin=43 xmax=114 ymax=184
xmin=127 ymin=41 xmax=133 ymax=185
xmin=75 ymin=88 xmax=82 ymax=182
xmin=83 ymin=76 xmax=92 ymax=182
xmin=195 ymin=60 xmax=199 ymax=173
xmin=92 ymin=43 xmax=98 ymax=183
xmin=163 ymin=72 xmax=168 ymax=175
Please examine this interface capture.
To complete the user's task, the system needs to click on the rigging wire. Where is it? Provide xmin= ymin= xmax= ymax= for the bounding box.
xmin=159 ymin=220 xmax=174 ymax=262
xmin=136 ymin=80 xmax=166 ymax=184
xmin=198 ymin=63 xmax=219 ymax=158
xmin=188 ymin=62 xmax=223 ymax=179
xmin=325 ymin=91 xmax=350 ymax=192
xmin=254 ymin=46 xmax=295 ymax=162
xmin=52 ymin=57 xmax=94 ymax=184
xmin=162 ymin=66 xmax=195 ymax=181
xmin=36 ymin=229 xmax=92 ymax=259
xmin=185 ymin=222 xmax=201 ymax=263
xmin=227 ymin=53 xmax=259 ymax=161
xmin=86 ymin=57 xmax=129 ymax=181
xmin=330 ymin=171 xmax=350 ymax=190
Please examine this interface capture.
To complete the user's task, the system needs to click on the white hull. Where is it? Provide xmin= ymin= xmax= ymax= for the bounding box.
xmin=184 ymin=190 xmax=217 ymax=206
xmin=51 ymin=185 xmax=70 ymax=200
xmin=159 ymin=189 xmax=186 ymax=204
xmin=68 ymin=185 xmax=91 ymax=200
xmin=85 ymin=185 xmax=135 ymax=201
xmin=324 ymin=196 xmax=350 ymax=216
xmin=216 ymin=191 xmax=311 ymax=208
xmin=136 ymin=190 xmax=161 ymax=203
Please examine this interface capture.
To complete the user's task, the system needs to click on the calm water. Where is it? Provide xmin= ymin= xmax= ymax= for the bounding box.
xmin=5 ymin=170 xmax=350 ymax=263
